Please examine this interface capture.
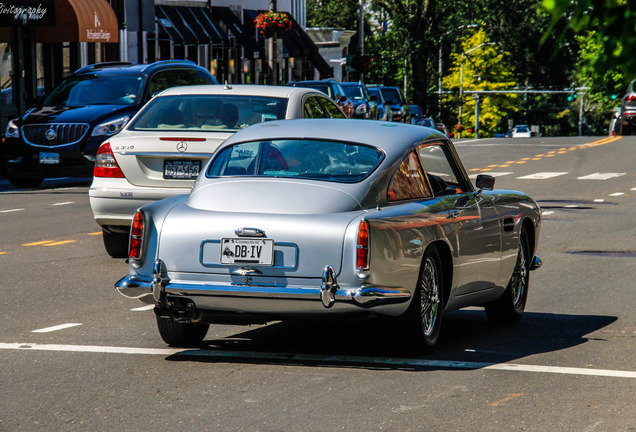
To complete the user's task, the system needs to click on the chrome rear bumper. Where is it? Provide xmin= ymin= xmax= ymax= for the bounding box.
xmin=115 ymin=261 xmax=411 ymax=314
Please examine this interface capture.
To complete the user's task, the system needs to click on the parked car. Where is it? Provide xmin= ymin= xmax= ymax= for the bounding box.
xmin=436 ymin=122 xmax=449 ymax=136
xmin=340 ymin=82 xmax=379 ymax=120
xmin=511 ymin=125 xmax=532 ymax=138
xmin=409 ymin=105 xmax=437 ymax=129
xmin=618 ymin=79 xmax=636 ymax=135
xmin=1 ymin=60 xmax=217 ymax=188
xmin=367 ymin=87 xmax=392 ymax=121
xmin=368 ymin=85 xmax=410 ymax=123
xmin=286 ymin=79 xmax=354 ymax=118
xmin=115 ymin=118 xmax=543 ymax=352
xmin=90 ymin=84 xmax=346 ymax=258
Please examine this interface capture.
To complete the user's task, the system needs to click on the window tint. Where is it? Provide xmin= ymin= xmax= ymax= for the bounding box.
xmin=147 ymin=68 xmax=213 ymax=98
xmin=128 ymin=95 xmax=288 ymax=132
xmin=304 ymin=96 xmax=327 ymax=118
xmin=417 ymin=144 xmax=467 ymax=196
xmin=208 ymin=139 xmax=383 ymax=183
xmin=388 ymin=150 xmax=431 ymax=201
xmin=43 ymin=75 xmax=143 ymax=106
xmin=319 ymin=97 xmax=346 ymax=118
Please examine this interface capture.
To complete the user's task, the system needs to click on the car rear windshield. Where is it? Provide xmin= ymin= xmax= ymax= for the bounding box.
xmin=207 ymin=139 xmax=383 ymax=183
xmin=128 ymin=95 xmax=289 ymax=132
xmin=43 ymin=75 xmax=144 ymax=106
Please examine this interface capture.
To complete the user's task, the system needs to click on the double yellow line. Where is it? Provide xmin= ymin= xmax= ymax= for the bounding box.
xmin=0 ymin=232 xmax=103 ymax=256
xmin=469 ymin=136 xmax=623 ymax=172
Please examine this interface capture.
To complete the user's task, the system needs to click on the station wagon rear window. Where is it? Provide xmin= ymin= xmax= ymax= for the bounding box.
xmin=208 ymin=139 xmax=383 ymax=183
xmin=128 ymin=95 xmax=289 ymax=132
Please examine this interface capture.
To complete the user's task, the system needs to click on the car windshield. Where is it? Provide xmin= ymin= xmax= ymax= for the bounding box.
xmin=294 ymin=83 xmax=331 ymax=98
xmin=380 ymin=88 xmax=403 ymax=104
xmin=341 ymin=85 xmax=365 ymax=100
xmin=368 ymin=88 xmax=382 ymax=101
xmin=208 ymin=139 xmax=383 ymax=183
xmin=43 ymin=75 xmax=144 ymax=106
xmin=128 ymin=95 xmax=289 ymax=132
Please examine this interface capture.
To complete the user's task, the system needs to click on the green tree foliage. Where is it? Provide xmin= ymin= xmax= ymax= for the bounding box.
xmin=542 ymin=0 xmax=636 ymax=73
xmin=307 ymin=0 xmax=360 ymax=29
xmin=443 ymin=28 xmax=518 ymax=137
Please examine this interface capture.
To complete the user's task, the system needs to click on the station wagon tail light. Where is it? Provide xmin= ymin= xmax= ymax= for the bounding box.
xmin=357 ymin=220 xmax=369 ymax=270
xmin=129 ymin=210 xmax=144 ymax=260
xmin=94 ymin=142 xmax=125 ymax=178
xmin=624 ymin=95 xmax=636 ymax=102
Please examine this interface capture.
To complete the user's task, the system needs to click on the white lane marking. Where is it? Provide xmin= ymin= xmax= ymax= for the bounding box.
xmin=0 ymin=208 xmax=25 ymax=213
xmin=594 ymin=199 xmax=605 ymax=202
xmin=53 ymin=201 xmax=74 ymax=206
xmin=517 ymin=172 xmax=568 ymax=180
xmin=609 ymin=192 xmax=625 ymax=197
xmin=541 ymin=211 xmax=555 ymax=216
xmin=31 ymin=323 xmax=82 ymax=333
xmin=577 ymin=173 xmax=625 ymax=180
xmin=0 ymin=343 xmax=180 ymax=356
xmin=468 ymin=172 xmax=514 ymax=179
xmin=1 ymin=343 xmax=636 ymax=379
xmin=631 ymin=187 xmax=636 ymax=191
xmin=131 ymin=305 xmax=155 ymax=312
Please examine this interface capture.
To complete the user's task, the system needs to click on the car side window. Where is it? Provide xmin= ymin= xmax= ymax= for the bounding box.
xmin=388 ymin=150 xmax=431 ymax=201
xmin=417 ymin=143 xmax=468 ymax=196
xmin=304 ymin=96 xmax=327 ymax=118
xmin=319 ymin=97 xmax=346 ymax=118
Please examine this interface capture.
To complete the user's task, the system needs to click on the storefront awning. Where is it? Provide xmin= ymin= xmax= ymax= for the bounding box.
xmin=243 ymin=10 xmax=333 ymax=78
xmin=34 ymin=0 xmax=118 ymax=43
xmin=156 ymin=6 xmax=226 ymax=45
xmin=211 ymin=6 xmax=258 ymax=56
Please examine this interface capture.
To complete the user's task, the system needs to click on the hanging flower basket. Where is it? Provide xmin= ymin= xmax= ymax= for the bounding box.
xmin=254 ymin=11 xmax=292 ymax=38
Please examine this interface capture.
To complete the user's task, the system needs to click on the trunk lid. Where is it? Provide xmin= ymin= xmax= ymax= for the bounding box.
xmin=110 ymin=131 xmax=229 ymax=188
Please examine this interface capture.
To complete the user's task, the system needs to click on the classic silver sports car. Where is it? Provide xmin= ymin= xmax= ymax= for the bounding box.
xmin=116 ymin=119 xmax=542 ymax=351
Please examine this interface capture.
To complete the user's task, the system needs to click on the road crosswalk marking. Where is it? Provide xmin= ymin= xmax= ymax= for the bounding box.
xmin=517 ymin=172 xmax=568 ymax=180
xmin=577 ymin=173 xmax=626 ymax=180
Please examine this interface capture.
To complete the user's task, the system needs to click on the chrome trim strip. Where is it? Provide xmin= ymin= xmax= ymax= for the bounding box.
xmin=115 ymin=274 xmax=411 ymax=309
xmin=118 ymin=152 xmax=212 ymax=157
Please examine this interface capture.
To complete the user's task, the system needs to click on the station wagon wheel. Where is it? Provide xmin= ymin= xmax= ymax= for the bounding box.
xmin=485 ymin=229 xmax=530 ymax=323
xmin=156 ymin=315 xmax=209 ymax=348
xmin=400 ymin=246 xmax=444 ymax=353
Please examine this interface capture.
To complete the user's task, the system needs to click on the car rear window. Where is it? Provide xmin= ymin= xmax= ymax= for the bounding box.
xmin=128 ymin=95 xmax=289 ymax=132
xmin=208 ymin=139 xmax=383 ymax=183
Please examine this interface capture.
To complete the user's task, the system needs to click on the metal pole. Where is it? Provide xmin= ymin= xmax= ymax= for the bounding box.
xmin=458 ymin=53 xmax=464 ymax=138
xmin=359 ymin=0 xmax=364 ymax=81
xmin=474 ymin=94 xmax=480 ymax=139
xmin=578 ymin=92 xmax=584 ymax=136
xmin=438 ymin=36 xmax=443 ymax=118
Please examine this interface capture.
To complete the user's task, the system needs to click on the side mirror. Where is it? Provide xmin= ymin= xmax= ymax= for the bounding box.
xmin=369 ymin=95 xmax=378 ymax=102
xmin=475 ymin=174 xmax=495 ymax=190
xmin=338 ymin=96 xmax=347 ymax=103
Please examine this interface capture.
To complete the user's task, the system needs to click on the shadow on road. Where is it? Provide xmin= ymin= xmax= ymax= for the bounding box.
xmin=166 ymin=310 xmax=617 ymax=370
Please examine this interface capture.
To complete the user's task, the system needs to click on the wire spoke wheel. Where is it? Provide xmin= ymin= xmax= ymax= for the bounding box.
xmin=420 ymin=256 xmax=441 ymax=337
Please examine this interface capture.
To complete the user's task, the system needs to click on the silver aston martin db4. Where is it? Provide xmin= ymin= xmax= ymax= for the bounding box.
xmin=116 ymin=118 xmax=542 ymax=352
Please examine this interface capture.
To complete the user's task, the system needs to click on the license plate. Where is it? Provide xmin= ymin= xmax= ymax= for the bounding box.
xmin=164 ymin=160 xmax=200 ymax=179
xmin=39 ymin=152 xmax=59 ymax=164
xmin=220 ymin=238 xmax=275 ymax=266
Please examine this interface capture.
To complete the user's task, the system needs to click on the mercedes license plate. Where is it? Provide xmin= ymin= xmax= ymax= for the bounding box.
xmin=220 ymin=238 xmax=275 ymax=266
xmin=164 ymin=160 xmax=200 ymax=179
xmin=39 ymin=152 xmax=59 ymax=164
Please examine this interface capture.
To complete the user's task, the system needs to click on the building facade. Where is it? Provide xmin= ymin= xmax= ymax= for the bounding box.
xmin=0 ymin=0 xmax=334 ymax=131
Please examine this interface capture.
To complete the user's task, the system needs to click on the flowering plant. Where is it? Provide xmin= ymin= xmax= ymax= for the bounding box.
xmin=254 ymin=11 xmax=292 ymax=37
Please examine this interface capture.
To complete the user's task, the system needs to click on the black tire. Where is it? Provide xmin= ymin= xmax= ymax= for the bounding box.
xmin=399 ymin=246 xmax=444 ymax=353
xmin=8 ymin=175 xmax=43 ymax=189
xmin=102 ymin=228 xmax=129 ymax=258
xmin=156 ymin=315 xmax=209 ymax=347
xmin=485 ymin=229 xmax=530 ymax=323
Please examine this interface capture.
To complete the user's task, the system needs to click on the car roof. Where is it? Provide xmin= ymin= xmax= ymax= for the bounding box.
xmin=221 ymin=118 xmax=446 ymax=159
xmin=157 ymin=84 xmax=323 ymax=98
xmin=72 ymin=60 xmax=207 ymax=76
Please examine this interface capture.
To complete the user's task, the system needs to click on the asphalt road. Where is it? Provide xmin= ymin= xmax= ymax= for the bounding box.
xmin=1 ymin=135 xmax=635 ymax=431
